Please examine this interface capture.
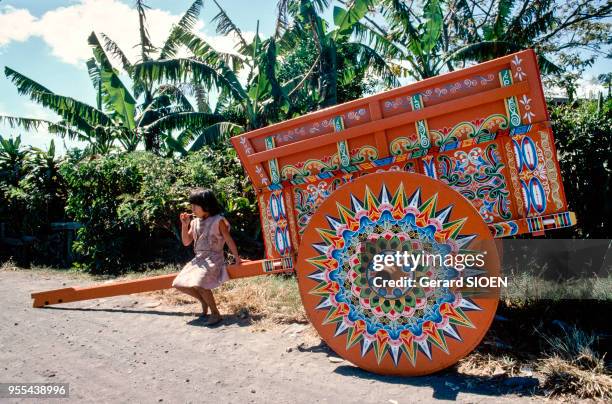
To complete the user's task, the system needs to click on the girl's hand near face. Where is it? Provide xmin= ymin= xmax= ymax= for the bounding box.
xmin=180 ymin=212 xmax=194 ymax=246
xmin=180 ymin=212 xmax=191 ymax=226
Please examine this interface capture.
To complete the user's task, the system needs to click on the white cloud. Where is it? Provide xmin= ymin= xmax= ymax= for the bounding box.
xmin=0 ymin=0 xmax=249 ymax=67
xmin=0 ymin=6 xmax=38 ymax=46
xmin=544 ymin=77 xmax=606 ymax=99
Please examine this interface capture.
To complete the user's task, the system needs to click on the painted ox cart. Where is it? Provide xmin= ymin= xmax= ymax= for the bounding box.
xmin=31 ymin=49 xmax=575 ymax=376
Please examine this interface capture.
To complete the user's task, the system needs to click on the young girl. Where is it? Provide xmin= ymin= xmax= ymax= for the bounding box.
xmin=172 ymin=188 xmax=241 ymax=325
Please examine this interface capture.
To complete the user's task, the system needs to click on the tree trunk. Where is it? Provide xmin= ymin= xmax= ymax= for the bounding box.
xmin=318 ymin=42 xmax=338 ymax=109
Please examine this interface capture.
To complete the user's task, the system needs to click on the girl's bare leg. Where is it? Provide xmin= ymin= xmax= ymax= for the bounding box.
xmin=174 ymin=286 xmax=208 ymax=315
xmin=195 ymin=288 xmax=221 ymax=324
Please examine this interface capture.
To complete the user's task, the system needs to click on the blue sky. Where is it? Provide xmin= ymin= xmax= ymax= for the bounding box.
xmin=0 ymin=0 xmax=609 ymax=152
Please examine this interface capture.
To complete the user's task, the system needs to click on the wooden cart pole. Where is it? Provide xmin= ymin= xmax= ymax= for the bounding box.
xmin=31 ymin=257 xmax=294 ymax=308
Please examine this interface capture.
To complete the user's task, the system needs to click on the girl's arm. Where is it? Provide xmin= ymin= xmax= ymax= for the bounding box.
xmin=219 ymin=218 xmax=241 ymax=265
xmin=180 ymin=213 xmax=194 ymax=246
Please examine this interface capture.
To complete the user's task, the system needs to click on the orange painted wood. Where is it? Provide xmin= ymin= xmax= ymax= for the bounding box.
xmin=231 ymin=50 xmax=544 ymax=191
xmin=296 ymin=172 xmax=501 ymax=375
xmin=245 ymin=81 xmax=529 ymax=166
xmin=31 ymin=274 xmax=176 ymax=307
xmin=369 ymin=100 xmax=389 ymax=158
xmin=31 ymin=259 xmax=293 ymax=308
xmin=236 ymin=51 xmax=533 ymax=141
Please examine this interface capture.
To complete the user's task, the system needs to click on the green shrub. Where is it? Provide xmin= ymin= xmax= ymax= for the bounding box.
xmin=61 ymin=153 xmax=143 ymax=273
xmin=0 ymin=138 xmax=67 ymax=265
xmin=551 ymin=99 xmax=612 ymax=238
xmin=60 ymin=146 xmax=260 ymax=274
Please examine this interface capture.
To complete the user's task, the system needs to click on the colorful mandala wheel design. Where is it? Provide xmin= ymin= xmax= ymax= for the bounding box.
xmin=296 ymin=172 xmax=500 ymax=375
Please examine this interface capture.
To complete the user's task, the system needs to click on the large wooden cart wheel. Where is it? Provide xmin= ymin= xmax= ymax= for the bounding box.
xmin=296 ymin=172 xmax=500 ymax=376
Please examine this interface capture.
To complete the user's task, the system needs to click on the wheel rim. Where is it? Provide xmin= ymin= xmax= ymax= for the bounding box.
xmin=296 ymin=172 xmax=500 ymax=376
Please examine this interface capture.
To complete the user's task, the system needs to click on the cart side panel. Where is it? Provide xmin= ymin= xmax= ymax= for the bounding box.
xmin=285 ymin=123 xmax=572 ymax=243
xmin=434 ymin=138 xmax=517 ymax=223
xmin=229 ymin=50 xmax=574 ymax=260
xmin=257 ymin=186 xmax=300 ymax=259
xmin=231 ymin=50 xmax=547 ymax=190
xmin=500 ymin=122 xmax=568 ymax=218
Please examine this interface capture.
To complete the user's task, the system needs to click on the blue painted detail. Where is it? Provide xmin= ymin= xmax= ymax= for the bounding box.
xmin=510 ymin=124 xmax=532 ymax=136
xmin=373 ymin=156 xmax=394 ymax=166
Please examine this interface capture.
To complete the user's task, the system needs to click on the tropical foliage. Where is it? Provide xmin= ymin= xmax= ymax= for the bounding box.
xmin=0 ymin=0 xmax=610 ymax=272
xmin=59 ymin=146 xmax=258 ymax=273
xmin=0 ymin=0 xmax=228 ymax=155
xmin=551 ymin=99 xmax=612 ymax=238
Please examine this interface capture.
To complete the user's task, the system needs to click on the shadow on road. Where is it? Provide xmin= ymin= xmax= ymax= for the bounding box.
xmin=334 ymin=365 xmax=540 ymax=400
xmin=42 ymin=306 xmax=260 ymax=328
xmin=42 ymin=306 xmax=193 ymax=317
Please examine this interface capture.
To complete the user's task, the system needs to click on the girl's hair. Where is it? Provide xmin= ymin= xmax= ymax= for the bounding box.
xmin=188 ymin=188 xmax=222 ymax=215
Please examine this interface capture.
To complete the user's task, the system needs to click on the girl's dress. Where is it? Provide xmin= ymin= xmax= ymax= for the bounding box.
xmin=172 ymin=214 xmax=230 ymax=289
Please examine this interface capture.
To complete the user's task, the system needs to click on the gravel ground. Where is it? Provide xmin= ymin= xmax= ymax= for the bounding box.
xmin=0 ymin=268 xmax=542 ymax=403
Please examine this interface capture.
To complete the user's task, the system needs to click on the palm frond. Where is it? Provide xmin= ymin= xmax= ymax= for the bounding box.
xmin=274 ymin=0 xmax=292 ymax=38
xmin=211 ymin=0 xmax=249 ymax=52
xmin=85 ymin=58 xmax=103 ymax=110
xmin=175 ymin=27 xmax=245 ymax=70
xmin=134 ymin=58 xmax=248 ymax=102
xmin=490 ymin=0 xmax=515 ymax=39
xmin=88 ymin=32 xmax=137 ymax=130
xmin=157 ymin=84 xmax=194 ymax=112
xmin=352 ymin=21 xmax=400 ymax=58
xmin=135 ymin=0 xmax=156 ymax=61
xmin=260 ymin=38 xmax=289 ymax=105
xmin=0 ymin=115 xmax=88 ymax=141
xmin=343 ymin=41 xmax=399 ymax=88
xmin=380 ymin=0 xmax=418 ymax=38
xmin=143 ymin=111 xmax=225 ymax=134
xmin=421 ymin=0 xmax=443 ymax=54
xmin=159 ymin=0 xmax=204 ymax=59
xmin=188 ymin=122 xmax=244 ymax=151
xmin=449 ymin=41 xmax=522 ymax=63
xmin=5 ymin=67 xmax=111 ymax=128
xmin=449 ymin=41 xmax=562 ymax=74
xmin=332 ymin=0 xmax=376 ymax=37
xmin=100 ymin=33 xmax=134 ymax=74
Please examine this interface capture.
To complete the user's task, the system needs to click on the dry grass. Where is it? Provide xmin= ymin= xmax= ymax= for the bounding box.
xmin=502 ymin=272 xmax=612 ymax=303
xmin=145 ymin=288 xmax=197 ymax=308
xmin=148 ymin=274 xmax=308 ymax=328
xmin=457 ymin=352 xmax=523 ymax=377
xmin=540 ymin=357 xmax=612 ymax=401
xmin=216 ymin=275 xmax=307 ymax=326
xmin=537 ymin=325 xmax=611 ymax=400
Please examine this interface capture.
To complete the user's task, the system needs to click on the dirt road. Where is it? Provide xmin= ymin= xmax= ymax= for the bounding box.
xmin=0 ymin=269 xmax=539 ymax=403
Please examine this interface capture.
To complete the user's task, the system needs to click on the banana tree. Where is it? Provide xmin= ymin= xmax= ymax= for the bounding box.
xmin=280 ymin=0 xmax=397 ymax=107
xmin=0 ymin=0 xmax=225 ymax=155
xmin=92 ymin=0 xmax=230 ymax=153
xmin=366 ymin=0 xmax=610 ymax=80
xmin=0 ymin=135 xmax=29 ymax=186
xmin=350 ymin=0 xmax=454 ymax=80
xmin=0 ymin=66 xmax=123 ymax=155
xmin=134 ymin=0 xmax=302 ymax=133
xmin=446 ymin=0 xmax=562 ymax=74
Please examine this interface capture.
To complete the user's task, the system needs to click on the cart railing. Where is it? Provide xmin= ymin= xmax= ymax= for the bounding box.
xmin=231 ymin=49 xmax=548 ymax=191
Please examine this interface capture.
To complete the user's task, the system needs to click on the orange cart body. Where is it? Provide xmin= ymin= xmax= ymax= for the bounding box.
xmin=231 ymin=49 xmax=574 ymax=266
